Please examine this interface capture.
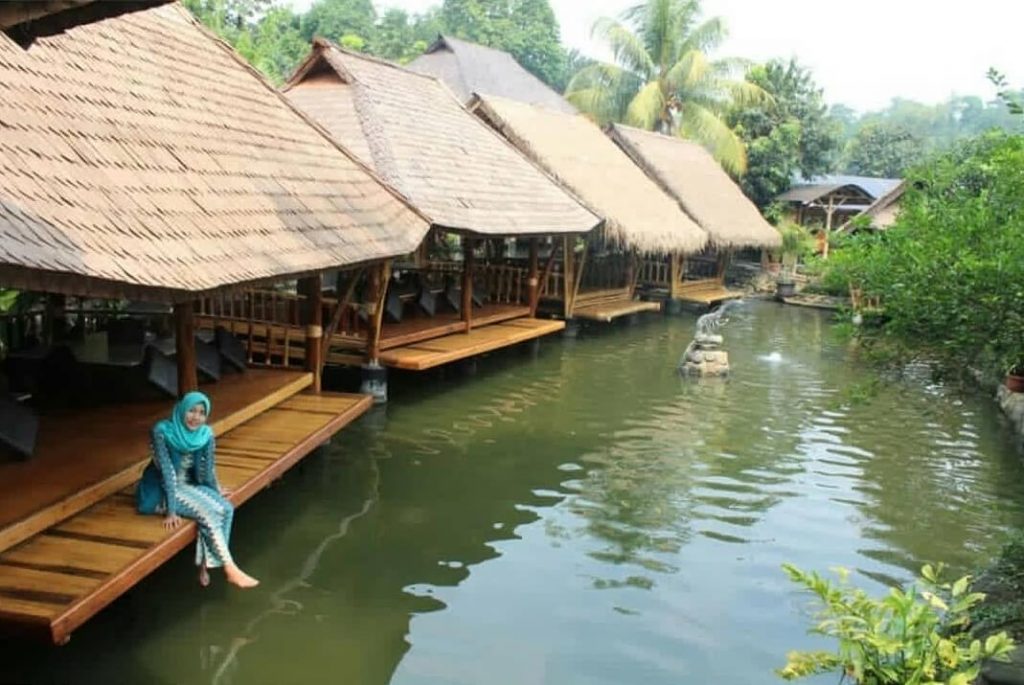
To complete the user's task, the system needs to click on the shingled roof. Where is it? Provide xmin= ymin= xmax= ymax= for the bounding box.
xmin=0 ymin=3 xmax=428 ymax=301
xmin=284 ymin=41 xmax=600 ymax=238
xmin=408 ymin=35 xmax=577 ymax=115
xmin=470 ymin=95 xmax=707 ymax=254
xmin=608 ymin=125 xmax=780 ymax=249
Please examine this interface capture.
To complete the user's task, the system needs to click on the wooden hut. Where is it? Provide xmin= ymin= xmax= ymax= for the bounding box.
xmin=608 ymin=125 xmax=781 ymax=305
xmin=470 ymin=95 xmax=707 ymax=323
xmin=247 ymin=40 xmax=599 ymax=380
xmin=776 ymin=175 xmax=901 ymax=257
xmin=407 ymin=34 xmax=578 ymax=115
xmin=843 ymin=180 xmax=907 ymax=232
xmin=0 ymin=3 xmax=429 ymax=643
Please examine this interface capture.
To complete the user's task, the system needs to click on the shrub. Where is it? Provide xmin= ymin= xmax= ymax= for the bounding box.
xmin=778 ymin=563 xmax=1014 ymax=684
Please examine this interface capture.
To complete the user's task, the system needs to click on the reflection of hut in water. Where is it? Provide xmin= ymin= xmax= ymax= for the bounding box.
xmin=269 ymin=40 xmax=599 ymax=388
xmin=470 ymin=95 xmax=708 ymax=324
xmin=0 ymin=2 xmax=430 ymax=643
xmin=607 ymin=125 xmax=781 ymax=306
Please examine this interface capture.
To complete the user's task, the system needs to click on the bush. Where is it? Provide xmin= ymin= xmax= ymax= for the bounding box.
xmin=778 ymin=563 xmax=1014 ymax=684
xmin=821 ymin=132 xmax=1024 ymax=377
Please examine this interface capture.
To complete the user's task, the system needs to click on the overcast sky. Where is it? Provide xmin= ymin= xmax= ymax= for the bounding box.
xmin=289 ymin=0 xmax=1022 ymax=112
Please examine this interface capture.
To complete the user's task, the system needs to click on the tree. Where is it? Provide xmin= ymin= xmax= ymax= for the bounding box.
xmin=728 ymin=58 xmax=841 ymax=206
xmin=844 ymin=123 xmax=925 ymax=177
xmin=299 ymin=0 xmax=376 ymax=45
xmin=565 ymin=0 xmax=766 ymax=174
xmin=373 ymin=8 xmax=439 ymax=63
xmin=438 ymin=0 xmax=569 ymax=90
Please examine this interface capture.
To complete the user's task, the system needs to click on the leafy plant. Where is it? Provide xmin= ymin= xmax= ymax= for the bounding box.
xmin=779 ymin=563 xmax=1014 ymax=684
xmin=776 ymin=221 xmax=812 ymax=283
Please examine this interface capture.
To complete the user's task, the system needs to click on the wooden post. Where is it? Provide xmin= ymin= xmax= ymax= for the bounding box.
xmin=562 ymin=236 xmax=575 ymax=319
xmin=669 ymin=253 xmax=682 ymax=301
xmin=366 ymin=261 xmax=391 ymax=364
xmin=822 ymin=196 xmax=835 ymax=260
xmin=462 ymin=237 xmax=475 ymax=332
xmin=299 ymin=275 xmax=323 ymax=393
xmin=570 ymin=241 xmax=588 ymax=316
xmin=527 ymin=238 xmax=540 ymax=317
xmin=174 ymin=301 xmax=198 ymax=396
xmin=625 ymin=251 xmax=636 ymax=297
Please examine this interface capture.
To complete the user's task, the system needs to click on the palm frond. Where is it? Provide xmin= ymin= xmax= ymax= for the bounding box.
xmin=566 ymin=62 xmax=642 ymax=124
xmin=592 ymin=17 xmax=655 ymax=77
xmin=664 ymin=49 xmax=708 ymax=93
xmin=679 ymin=16 xmax=727 ymax=55
xmin=726 ymin=79 xmax=773 ymax=108
xmin=625 ymin=80 xmax=666 ymax=130
xmin=678 ymin=103 xmax=748 ymax=174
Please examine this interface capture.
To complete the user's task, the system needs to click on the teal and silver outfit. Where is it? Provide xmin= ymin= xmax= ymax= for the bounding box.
xmin=137 ymin=391 xmax=235 ymax=569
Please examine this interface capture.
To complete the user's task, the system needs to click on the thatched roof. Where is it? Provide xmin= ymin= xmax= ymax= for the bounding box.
xmin=0 ymin=4 xmax=428 ymax=302
xmin=408 ymin=35 xmax=577 ymax=114
xmin=471 ymin=95 xmax=707 ymax=254
xmin=608 ymin=125 xmax=780 ymax=249
xmin=284 ymin=41 xmax=600 ymax=238
xmin=855 ymin=180 xmax=907 ymax=230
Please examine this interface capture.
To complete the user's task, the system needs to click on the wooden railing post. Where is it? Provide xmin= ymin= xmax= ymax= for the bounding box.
xmin=562 ymin=236 xmax=575 ymax=319
xmin=174 ymin=301 xmax=198 ymax=396
xmin=670 ymin=253 xmax=682 ymax=300
xmin=299 ymin=275 xmax=323 ymax=393
xmin=462 ymin=237 xmax=475 ymax=332
xmin=528 ymin=238 xmax=540 ymax=316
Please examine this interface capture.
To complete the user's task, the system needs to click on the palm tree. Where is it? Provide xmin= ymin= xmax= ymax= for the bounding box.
xmin=565 ymin=0 xmax=766 ymax=174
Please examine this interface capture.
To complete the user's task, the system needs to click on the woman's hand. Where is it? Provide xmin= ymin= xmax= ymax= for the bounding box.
xmin=163 ymin=514 xmax=183 ymax=530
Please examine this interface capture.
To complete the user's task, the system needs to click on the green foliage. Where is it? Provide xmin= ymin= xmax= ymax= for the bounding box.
xmin=844 ymin=122 xmax=926 ymax=178
xmin=970 ymin=533 xmax=1024 ymax=640
xmin=729 ymin=58 xmax=842 ymax=207
xmin=988 ymin=69 xmax=1024 ymax=117
xmin=565 ymin=0 xmax=767 ymax=174
xmin=299 ymin=0 xmax=376 ymax=44
xmin=825 ymin=132 xmax=1024 ymax=376
xmin=779 ymin=563 xmax=1014 ymax=684
xmin=439 ymin=0 xmax=569 ymax=89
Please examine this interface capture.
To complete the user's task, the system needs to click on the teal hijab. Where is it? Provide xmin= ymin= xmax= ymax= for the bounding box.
xmin=155 ymin=391 xmax=213 ymax=454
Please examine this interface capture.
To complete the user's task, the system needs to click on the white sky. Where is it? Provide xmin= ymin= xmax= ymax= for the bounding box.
xmin=289 ymin=0 xmax=1023 ymax=112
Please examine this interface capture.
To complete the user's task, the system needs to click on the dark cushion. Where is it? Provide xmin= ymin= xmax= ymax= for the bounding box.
xmin=214 ymin=327 xmax=247 ymax=372
xmin=442 ymin=282 xmax=462 ymax=314
xmin=384 ymin=288 xmax=404 ymax=323
xmin=0 ymin=393 xmax=39 ymax=460
xmin=143 ymin=344 xmax=177 ymax=398
xmin=417 ymin=288 xmax=437 ymax=317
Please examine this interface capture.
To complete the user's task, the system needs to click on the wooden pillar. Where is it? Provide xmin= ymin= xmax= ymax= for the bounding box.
xmin=462 ymin=237 xmax=475 ymax=332
xmin=527 ymin=238 xmax=540 ymax=317
xmin=562 ymin=236 xmax=574 ymax=319
xmin=365 ymin=261 xmax=391 ymax=364
xmin=174 ymin=301 xmax=198 ymax=396
xmin=625 ymin=251 xmax=636 ymax=296
xmin=669 ymin=253 xmax=682 ymax=300
xmin=299 ymin=275 xmax=323 ymax=393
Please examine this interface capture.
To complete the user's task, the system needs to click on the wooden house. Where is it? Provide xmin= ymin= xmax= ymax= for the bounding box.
xmin=776 ymin=175 xmax=902 ymax=257
xmin=608 ymin=125 xmax=781 ymax=305
xmin=0 ymin=2 xmax=430 ymax=643
xmin=470 ymin=95 xmax=708 ymax=323
xmin=248 ymin=40 xmax=600 ymax=383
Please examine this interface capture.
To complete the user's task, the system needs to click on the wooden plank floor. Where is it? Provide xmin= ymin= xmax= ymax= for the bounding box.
xmin=573 ymin=299 xmax=662 ymax=323
xmin=0 ymin=391 xmax=372 ymax=644
xmin=0 ymin=371 xmax=313 ymax=555
xmin=378 ymin=318 xmax=564 ymax=371
xmin=674 ymin=279 xmax=743 ymax=305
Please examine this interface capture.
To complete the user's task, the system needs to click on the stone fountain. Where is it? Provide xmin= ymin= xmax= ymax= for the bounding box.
xmin=678 ymin=300 xmax=741 ymax=377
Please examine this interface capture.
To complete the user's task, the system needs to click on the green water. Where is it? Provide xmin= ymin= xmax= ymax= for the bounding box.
xmin=6 ymin=301 xmax=1024 ymax=684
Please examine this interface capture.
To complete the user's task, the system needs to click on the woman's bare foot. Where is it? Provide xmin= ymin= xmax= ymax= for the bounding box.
xmin=224 ymin=563 xmax=259 ymax=588
xmin=198 ymin=565 xmax=210 ymax=588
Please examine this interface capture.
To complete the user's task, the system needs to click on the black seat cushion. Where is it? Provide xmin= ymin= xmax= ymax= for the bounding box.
xmin=214 ymin=327 xmax=247 ymax=372
xmin=384 ymin=288 xmax=404 ymax=324
xmin=0 ymin=393 xmax=39 ymax=460
xmin=417 ymin=288 xmax=437 ymax=317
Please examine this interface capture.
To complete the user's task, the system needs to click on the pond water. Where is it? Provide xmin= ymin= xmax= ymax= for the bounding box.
xmin=5 ymin=300 xmax=1024 ymax=684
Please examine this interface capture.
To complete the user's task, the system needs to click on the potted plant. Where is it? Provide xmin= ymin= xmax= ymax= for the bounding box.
xmin=1006 ymin=361 xmax=1024 ymax=393
xmin=775 ymin=222 xmax=809 ymax=300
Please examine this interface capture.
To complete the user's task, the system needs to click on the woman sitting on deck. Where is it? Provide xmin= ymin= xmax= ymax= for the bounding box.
xmin=136 ymin=392 xmax=259 ymax=588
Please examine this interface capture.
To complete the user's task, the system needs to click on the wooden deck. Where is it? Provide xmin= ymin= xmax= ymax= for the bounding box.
xmin=674 ymin=279 xmax=743 ymax=305
xmin=573 ymin=299 xmax=661 ymax=323
xmin=378 ymin=318 xmax=564 ymax=370
xmin=0 ymin=387 xmax=371 ymax=644
xmin=0 ymin=370 xmax=313 ymax=554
